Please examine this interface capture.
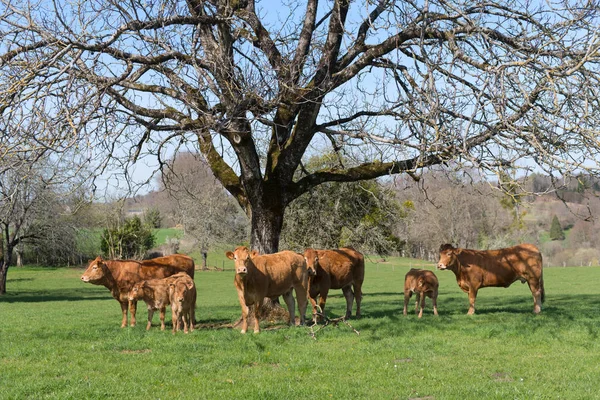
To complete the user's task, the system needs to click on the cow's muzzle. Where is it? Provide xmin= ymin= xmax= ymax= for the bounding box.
xmin=81 ymin=276 xmax=89 ymax=282
xmin=437 ymin=263 xmax=446 ymax=270
xmin=236 ymin=267 xmax=247 ymax=275
xmin=307 ymin=268 xmax=316 ymax=277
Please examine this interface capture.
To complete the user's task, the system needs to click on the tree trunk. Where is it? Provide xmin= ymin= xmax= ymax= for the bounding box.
xmin=0 ymin=262 xmax=7 ymax=295
xmin=240 ymin=198 xmax=290 ymax=325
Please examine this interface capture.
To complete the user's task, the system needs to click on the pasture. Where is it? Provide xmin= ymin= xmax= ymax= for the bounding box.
xmin=1 ymin=258 xmax=599 ymax=399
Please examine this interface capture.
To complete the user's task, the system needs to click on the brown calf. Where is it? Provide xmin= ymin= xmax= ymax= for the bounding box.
xmin=226 ymin=247 xmax=308 ymax=334
xmin=403 ymin=268 xmax=439 ymax=318
xmin=81 ymin=255 xmax=195 ymax=327
xmin=168 ymin=275 xmax=197 ymax=334
xmin=127 ymin=273 xmax=194 ymax=331
xmin=303 ymin=247 xmax=364 ymax=320
xmin=437 ymin=243 xmax=545 ymax=315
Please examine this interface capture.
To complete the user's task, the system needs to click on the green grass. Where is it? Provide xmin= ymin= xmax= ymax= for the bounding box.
xmin=153 ymin=228 xmax=183 ymax=245
xmin=2 ymin=259 xmax=600 ymax=399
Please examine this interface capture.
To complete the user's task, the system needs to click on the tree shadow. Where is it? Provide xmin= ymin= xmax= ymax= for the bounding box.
xmin=0 ymin=287 xmax=113 ymax=303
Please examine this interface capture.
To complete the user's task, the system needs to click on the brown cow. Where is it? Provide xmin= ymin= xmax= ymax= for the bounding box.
xmin=225 ymin=247 xmax=308 ymax=334
xmin=168 ymin=275 xmax=197 ymax=334
xmin=127 ymin=272 xmax=196 ymax=331
xmin=81 ymin=254 xmax=195 ymax=327
xmin=437 ymin=243 xmax=545 ymax=315
xmin=403 ymin=268 xmax=439 ymax=318
xmin=303 ymin=247 xmax=364 ymax=320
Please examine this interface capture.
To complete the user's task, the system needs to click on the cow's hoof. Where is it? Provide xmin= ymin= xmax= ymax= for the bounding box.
xmin=240 ymin=330 xmax=246 ymax=334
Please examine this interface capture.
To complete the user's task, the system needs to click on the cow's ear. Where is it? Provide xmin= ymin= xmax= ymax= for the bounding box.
xmin=250 ymin=250 xmax=259 ymax=258
xmin=186 ymin=281 xmax=195 ymax=290
xmin=417 ymin=278 xmax=425 ymax=288
xmin=225 ymin=251 xmax=235 ymax=260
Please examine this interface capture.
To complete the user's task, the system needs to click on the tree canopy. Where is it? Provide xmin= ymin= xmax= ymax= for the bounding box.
xmin=2 ymin=0 xmax=600 ymax=253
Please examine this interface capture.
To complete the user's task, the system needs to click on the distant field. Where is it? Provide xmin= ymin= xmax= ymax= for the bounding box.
xmin=2 ymin=258 xmax=600 ymax=399
xmin=153 ymin=228 xmax=183 ymax=245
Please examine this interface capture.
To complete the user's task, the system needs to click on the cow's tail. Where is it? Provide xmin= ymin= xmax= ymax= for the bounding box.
xmin=541 ymin=272 xmax=545 ymax=304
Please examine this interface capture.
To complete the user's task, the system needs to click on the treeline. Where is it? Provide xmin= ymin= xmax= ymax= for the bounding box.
xmin=6 ymin=149 xmax=600 ymax=267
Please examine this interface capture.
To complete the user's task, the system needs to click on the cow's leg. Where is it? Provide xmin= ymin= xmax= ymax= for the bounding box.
xmin=414 ymin=292 xmax=420 ymax=314
xmin=342 ymin=285 xmax=354 ymax=319
xmin=282 ymin=289 xmax=297 ymax=326
xmin=432 ymin=290 xmax=439 ymax=316
xmin=308 ymin=293 xmax=319 ymax=323
xmin=353 ymin=280 xmax=363 ymax=318
xmin=318 ymin=288 xmax=329 ymax=317
xmin=182 ymin=310 xmax=189 ymax=334
xmin=467 ymin=288 xmax=478 ymax=315
xmin=418 ymin=292 xmax=426 ymax=318
xmin=171 ymin=309 xmax=179 ymax=334
xmin=253 ymin=299 xmax=263 ymax=334
xmin=159 ymin=307 xmax=166 ymax=331
xmin=403 ymin=290 xmax=412 ymax=316
xmin=129 ymin=300 xmax=137 ymax=327
xmin=293 ymin=283 xmax=308 ymax=326
xmin=528 ymin=279 xmax=543 ymax=314
xmin=188 ymin=308 xmax=194 ymax=332
xmin=120 ymin=301 xmax=128 ymax=328
xmin=146 ymin=306 xmax=154 ymax=330
xmin=236 ymin=290 xmax=249 ymax=334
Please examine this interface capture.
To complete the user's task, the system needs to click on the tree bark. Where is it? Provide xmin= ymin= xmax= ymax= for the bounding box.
xmin=0 ymin=262 xmax=7 ymax=295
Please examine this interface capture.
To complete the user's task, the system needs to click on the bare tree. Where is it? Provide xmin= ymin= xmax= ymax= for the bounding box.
xmin=160 ymin=151 xmax=248 ymax=253
xmin=2 ymin=0 xmax=600 ymax=256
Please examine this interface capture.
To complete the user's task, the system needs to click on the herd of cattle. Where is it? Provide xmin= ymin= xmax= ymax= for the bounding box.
xmin=80 ymin=243 xmax=545 ymax=333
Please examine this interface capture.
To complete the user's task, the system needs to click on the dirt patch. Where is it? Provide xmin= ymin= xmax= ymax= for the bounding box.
xmin=120 ymin=349 xmax=151 ymax=354
xmin=491 ymin=372 xmax=513 ymax=382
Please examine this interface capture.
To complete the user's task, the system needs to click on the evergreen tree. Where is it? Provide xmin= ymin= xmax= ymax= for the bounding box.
xmin=549 ymin=215 xmax=565 ymax=241
xmin=101 ymin=216 xmax=156 ymax=259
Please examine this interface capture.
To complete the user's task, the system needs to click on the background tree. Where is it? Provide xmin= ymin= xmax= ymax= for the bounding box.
xmin=159 ymin=151 xmax=248 ymax=254
xmin=101 ymin=215 xmax=156 ymax=259
xmin=2 ymin=1 xmax=600 ymax=256
xmin=281 ymin=153 xmax=404 ymax=254
xmin=549 ymin=215 xmax=565 ymax=241
xmin=143 ymin=208 xmax=163 ymax=229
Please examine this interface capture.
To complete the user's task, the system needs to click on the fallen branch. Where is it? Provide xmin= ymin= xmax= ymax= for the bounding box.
xmin=308 ymin=308 xmax=360 ymax=340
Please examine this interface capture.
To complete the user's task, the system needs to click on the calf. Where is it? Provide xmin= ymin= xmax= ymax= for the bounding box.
xmin=303 ymin=247 xmax=364 ymax=320
xmin=403 ymin=268 xmax=439 ymax=318
xmin=437 ymin=243 xmax=544 ymax=314
xmin=81 ymin=255 xmax=195 ymax=327
xmin=168 ymin=275 xmax=197 ymax=334
xmin=127 ymin=273 xmax=193 ymax=331
xmin=226 ymin=247 xmax=308 ymax=334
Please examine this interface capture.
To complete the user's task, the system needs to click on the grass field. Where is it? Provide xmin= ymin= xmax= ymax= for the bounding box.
xmin=1 ymin=257 xmax=600 ymax=399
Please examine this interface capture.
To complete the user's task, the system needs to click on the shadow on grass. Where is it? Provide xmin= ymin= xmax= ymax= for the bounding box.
xmin=0 ymin=287 xmax=113 ymax=303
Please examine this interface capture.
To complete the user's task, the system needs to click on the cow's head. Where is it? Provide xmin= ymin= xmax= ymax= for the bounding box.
xmin=81 ymin=256 xmax=108 ymax=284
xmin=225 ymin=247 xmax=257 ymax=276
xmin=169 ymin=279 xmax=194 ymax=304
xmin=303 ymin=248 xmax=318 ymax=277
xmin=437 ymin=244 xmax=458 ymax=270
xmin=128 ymin=281 xmax=145 ymax=302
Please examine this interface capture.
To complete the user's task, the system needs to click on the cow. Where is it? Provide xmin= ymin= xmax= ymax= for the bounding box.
xmin=225 ymin=246 xmax=308 ymax=334
xmin=81 ymin=254 xmax=195 ymax=327
xmin=437 ymin=243 xmax=545 ymax=315
xmin=127 ymin=272 xmax=196 ymax=331
xmin=303 ymin=247 xmax=364 ymax=321
xmin=168 ymin=275 xmax=197 ymax=334
xmin=403 ymin=268 xmax=439 ymax=318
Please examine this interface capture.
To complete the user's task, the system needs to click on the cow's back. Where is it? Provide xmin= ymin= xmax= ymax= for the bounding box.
xmin=318 ymin=247 xmax=364 ymax=289
xmin=458 ymin=244 xmax=542 ymax=286
xmin=252 ymin=251 xmax=306 ymax=297
xmin=141 ymin=254 xmax=195 ymax=278
xmin=405 ymin=268 xmax=438 ymax=292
